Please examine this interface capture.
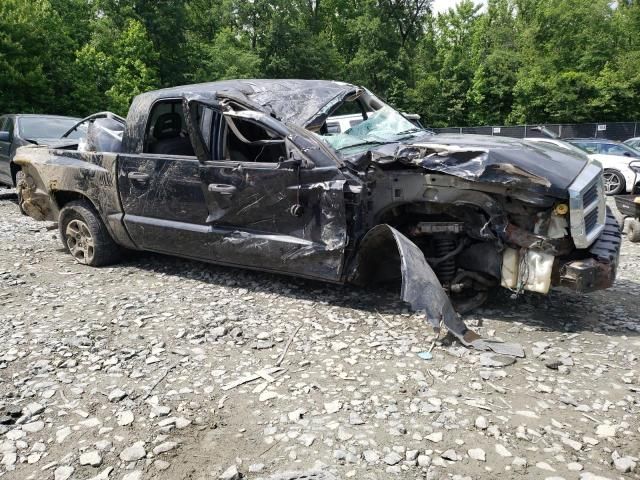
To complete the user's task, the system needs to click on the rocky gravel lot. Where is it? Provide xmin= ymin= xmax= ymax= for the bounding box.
xmin=0 ymin=187 xmax=638 ymax=480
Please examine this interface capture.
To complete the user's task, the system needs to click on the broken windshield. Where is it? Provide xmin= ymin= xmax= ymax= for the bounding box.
xmin=321 ymin=105 xmax=425 ymax=153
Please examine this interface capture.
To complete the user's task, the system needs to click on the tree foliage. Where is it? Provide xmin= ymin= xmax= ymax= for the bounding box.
xmin=2 ymin=0 xmax=640 ymax=125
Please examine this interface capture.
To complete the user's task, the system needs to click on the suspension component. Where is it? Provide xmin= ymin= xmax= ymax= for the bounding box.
xmin=410 ymin=221 xmax=465 ymax=236
xmin=433 ymin=236 xmax=457 ymax=283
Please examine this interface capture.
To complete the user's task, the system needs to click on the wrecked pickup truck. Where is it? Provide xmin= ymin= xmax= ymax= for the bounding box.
xmin=15 ymin=80 xmax=620 ymax=329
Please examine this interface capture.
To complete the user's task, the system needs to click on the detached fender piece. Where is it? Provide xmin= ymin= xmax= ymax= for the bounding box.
xmin=350 ymin=225 xmax=524 ymax=356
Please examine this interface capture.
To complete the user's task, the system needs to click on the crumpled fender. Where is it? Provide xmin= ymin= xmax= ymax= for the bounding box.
xmin=351 ymin=224 xmax=462 ymax=329
xmin=351 ymin=224 xmax=524 ymax=356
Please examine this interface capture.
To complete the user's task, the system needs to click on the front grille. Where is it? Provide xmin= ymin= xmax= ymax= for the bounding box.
xmin=582 ymin=182 xmax=598 ymax=208
xmin=568 ymin=163 xmax=606 ymax=249
xmin=584 ymin=207 xmax=599 ymax=233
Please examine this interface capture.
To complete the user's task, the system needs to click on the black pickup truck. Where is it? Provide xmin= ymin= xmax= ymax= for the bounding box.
xmin=14 ymin=80 xmax=621 ymax=336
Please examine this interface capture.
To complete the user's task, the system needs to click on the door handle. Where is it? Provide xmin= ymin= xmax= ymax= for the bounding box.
xmin=208 ymin=183 xmax=237 ymax=196
xmin=128 ymin=171 xmax=150 ymax=183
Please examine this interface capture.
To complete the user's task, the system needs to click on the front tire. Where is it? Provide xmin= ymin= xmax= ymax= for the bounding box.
xmin=59 ymin=200 xmax=121 ymax=266
xmin=603 ymin=169 xmax=625 ymax=196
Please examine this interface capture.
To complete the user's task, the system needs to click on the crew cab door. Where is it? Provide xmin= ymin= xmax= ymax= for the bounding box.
xmin=186 ymin=100 xmax=349 ymax=282
xmin=118 ymin=98 xmax=213 ymax=259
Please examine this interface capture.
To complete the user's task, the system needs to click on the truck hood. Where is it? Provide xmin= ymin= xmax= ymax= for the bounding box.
xmin=348 ymin=133 xmax=590 ymax=198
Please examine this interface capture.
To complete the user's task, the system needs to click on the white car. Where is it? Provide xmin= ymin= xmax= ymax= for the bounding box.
xmin=525 ymin=137 xmax=639 ymax=195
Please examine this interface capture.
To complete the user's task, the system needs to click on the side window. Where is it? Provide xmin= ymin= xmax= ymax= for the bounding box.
xmin=0 ymin=117 xmax=6 ymax=132
xmin=144 ymin=100 xmax=195 ymax=157
xmin=575 ymin=142 xmax=597 ymax=154
xmin=602 ymin=144 xmax=625 ymax=155
xmin=223 ymin=117 xmax=286 ymax=164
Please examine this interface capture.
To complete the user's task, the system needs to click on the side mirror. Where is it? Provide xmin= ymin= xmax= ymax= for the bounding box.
xmin=624 ymin=152 xmax=632 ymax=157
xmin=0 ymin=131 xmax=10 ymax=142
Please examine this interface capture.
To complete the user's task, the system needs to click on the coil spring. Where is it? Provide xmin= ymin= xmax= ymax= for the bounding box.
xmin=434 ymin=237 xmax=457 ymax=283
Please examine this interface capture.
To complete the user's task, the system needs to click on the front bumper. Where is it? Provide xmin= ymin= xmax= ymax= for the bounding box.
xmin=555 ymin=208 xmax=621 ymax=293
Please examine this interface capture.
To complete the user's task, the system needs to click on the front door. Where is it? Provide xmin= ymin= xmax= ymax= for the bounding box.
xmin=192 ymin=103 xmax=349 ymax=282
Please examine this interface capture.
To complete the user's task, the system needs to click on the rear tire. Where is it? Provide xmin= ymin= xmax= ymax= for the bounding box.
xmin=628 ymin=219 xmax=640 ymax=243
xmin=59 ymin=200 xmax=121 ymax=266
xmin=603 ymin=169 xmax=625 ymax=196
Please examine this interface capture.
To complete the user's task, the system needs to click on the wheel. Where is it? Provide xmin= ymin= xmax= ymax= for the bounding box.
xmin=14 ymin=170 xmax=27 ymax=215
xmin=58 ymin=200 xmax=121 ymax=266
xmin=603 ymin=170 xmax=626 ymax=195
xmin=628 ymin=219 xmax=640 ymax=242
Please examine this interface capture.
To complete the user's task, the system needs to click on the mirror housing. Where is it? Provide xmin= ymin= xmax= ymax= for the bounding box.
xmin=0 ymin=131 xmax=10 ymax=142
xmin=278 ymin=156 xmax=315 ymax=170
xmin=279 ymin=142 xmax=315 ymax=170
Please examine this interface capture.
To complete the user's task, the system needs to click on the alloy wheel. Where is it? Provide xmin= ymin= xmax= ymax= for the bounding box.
xmin=603 ymin=172 xmax=622 ymax=195
xmin=66 ymin=219 xmax=95 ymax=264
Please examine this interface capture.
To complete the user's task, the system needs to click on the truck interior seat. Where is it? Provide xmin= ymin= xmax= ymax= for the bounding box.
xmin=149 ymin=112 xmax=194 ymax=156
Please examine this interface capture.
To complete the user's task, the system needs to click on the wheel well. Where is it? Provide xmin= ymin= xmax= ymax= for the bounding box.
xmin=52 ymin=191 xmax=94 ymax=211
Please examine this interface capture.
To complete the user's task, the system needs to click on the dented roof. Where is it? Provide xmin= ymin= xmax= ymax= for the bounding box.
xmin=135 ymin=79 xmax=359 ymax=128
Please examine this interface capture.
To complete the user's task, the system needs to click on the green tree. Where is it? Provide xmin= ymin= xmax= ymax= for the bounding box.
xmin=71 ymin=18 xmax=159 ymax=116
xmin=0 ymin=0 xmax=81 ymax=114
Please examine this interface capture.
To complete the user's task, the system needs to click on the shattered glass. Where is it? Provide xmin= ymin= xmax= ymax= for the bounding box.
xmin=321 ymin=106 xmax=420 ymax=152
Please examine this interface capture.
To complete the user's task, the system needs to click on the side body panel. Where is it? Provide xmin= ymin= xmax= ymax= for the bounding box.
xmin=13 ymin=147 xmax=136 ymax=249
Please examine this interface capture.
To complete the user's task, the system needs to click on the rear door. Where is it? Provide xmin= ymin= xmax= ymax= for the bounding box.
xmin=187 ymin=102 xmax=349 ymax=282
xmin=118 ymin=98 xmax=213 ymax=259
xmin=0 ymin=117 xmax=12 ymax=183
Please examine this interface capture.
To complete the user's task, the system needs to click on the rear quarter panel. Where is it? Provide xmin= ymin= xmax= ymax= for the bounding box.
xmin=13 ymin=146 xmax=134 ymax=246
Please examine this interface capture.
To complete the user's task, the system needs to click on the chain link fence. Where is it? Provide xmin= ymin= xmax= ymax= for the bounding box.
xmin=431 ymin=122 xmax=640 ymax=142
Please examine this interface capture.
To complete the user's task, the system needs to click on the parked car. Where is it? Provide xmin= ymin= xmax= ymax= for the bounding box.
xmin=525 ymin=137 xmax=590 ymax=156
xmin=623 ymin=137 xmax=640 ymax=151
xmin=563 ymin=138 xmax=640 ymax=195
xmin=0 ymin=114 xmax=83 ymax=188
xmin=13 ymin=80 xmax=620 ymax=341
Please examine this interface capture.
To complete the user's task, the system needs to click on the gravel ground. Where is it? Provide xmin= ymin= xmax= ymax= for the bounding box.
xmin=0 ymin=188 xmax=638 ymax=480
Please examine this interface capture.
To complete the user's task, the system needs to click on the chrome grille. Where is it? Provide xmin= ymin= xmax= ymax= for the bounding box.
xmin=568 ymin=162 xmax=606 ymax=249
xmin=582 ymin=182 xmax=598 ymax=207
xmin=584 ymin=207 xmax=599 ymax=233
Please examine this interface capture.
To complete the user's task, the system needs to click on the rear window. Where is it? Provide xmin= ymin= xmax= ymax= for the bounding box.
xmin=19 ymin=117 xmax=81 ymax=139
